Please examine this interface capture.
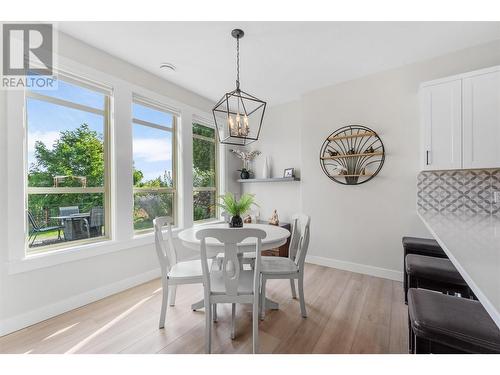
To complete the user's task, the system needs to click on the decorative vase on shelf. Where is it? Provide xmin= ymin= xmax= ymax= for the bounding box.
xmin=239 ymin=169 xmax=250 ymax=179
xmin=229 ymin=214 xmax=243 ymax=228
xmin=262 ymin=156 xmax=270 ymax=179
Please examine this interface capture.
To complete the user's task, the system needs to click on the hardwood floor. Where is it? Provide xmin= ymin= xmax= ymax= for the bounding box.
xmin=0 ymin=264 xmax=408 ymax=354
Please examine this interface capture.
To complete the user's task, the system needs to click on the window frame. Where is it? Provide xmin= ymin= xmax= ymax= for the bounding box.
xmin=132 ymin=95 xmax=178 ymax=233
xmin=192 ymin=120 xmax=219 ymax=223
xmin=24 ymin=72 xmax=113 ymax=254
xmin=4 ymin=53 xmax=228 ymax=275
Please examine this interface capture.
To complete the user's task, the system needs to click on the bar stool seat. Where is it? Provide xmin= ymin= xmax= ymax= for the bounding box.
xmin=402 ymin=236 xmax=448 ymax=304
xmin=402 ymin=237 xmax=447 ymax=258
xmin=408 ymin=288 xmax=500 ymax=353
xmin=406 ymin=254 xmax=467 ymax=287
xmin=405 ymin=254 xmax=471 ymax=300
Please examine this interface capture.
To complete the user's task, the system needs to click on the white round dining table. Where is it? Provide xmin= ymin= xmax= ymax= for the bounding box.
xmin=178 ymin=223 xmax=290 ymax=257
xmin=178 ymin=223 xmax=290 ymax=311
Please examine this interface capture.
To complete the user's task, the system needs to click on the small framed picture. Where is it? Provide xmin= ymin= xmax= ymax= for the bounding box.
xmin=283 ymin=168 xmax=294 ymax=178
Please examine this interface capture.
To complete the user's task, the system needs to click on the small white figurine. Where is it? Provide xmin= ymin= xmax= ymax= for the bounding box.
xmin=269 ymin=209 xmax=279 ymax=226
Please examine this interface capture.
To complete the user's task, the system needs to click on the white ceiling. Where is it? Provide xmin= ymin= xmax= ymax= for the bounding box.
xmin=58 ymin=22 xmax=500 ymax=106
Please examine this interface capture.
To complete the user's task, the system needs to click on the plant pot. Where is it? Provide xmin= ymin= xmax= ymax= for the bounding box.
xmin=229 ymin=214 xmax=243 ymax=228
xmin=239 ymin=169 xmax=250 ymax=179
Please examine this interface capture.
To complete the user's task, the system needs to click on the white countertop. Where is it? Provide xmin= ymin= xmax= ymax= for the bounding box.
xmin=417 ymin=210 xmax=500 ymax=328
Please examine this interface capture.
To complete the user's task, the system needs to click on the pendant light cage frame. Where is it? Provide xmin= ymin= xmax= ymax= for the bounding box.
xmin=212 ymin=29 xmax=267 ymax=146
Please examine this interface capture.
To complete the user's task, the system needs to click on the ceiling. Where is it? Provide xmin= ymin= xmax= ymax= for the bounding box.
xmin=58 ymin=22 xmax=500 ymax=106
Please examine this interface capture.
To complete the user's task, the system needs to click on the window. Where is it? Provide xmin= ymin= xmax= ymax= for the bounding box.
xmin=192 ymin=122 xmax=218 ymax=222
xmin=132 ymin=98 xmax=177 ymax=232
xmin=26 ymin=76 xmax=111 ymax=253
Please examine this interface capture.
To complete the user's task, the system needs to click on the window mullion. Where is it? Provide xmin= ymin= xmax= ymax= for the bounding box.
xmin=28 ymin=187 xmax=105 ymax=194
xmin=132 ymin=118 xmax=173 ymax=132
xmin=193 ymin=187 xmax=216 ymax=192
xmin=193 ymin=133 xmax=216 ymax=143
xmin=26 ymin=91 xmax=105 ymax=116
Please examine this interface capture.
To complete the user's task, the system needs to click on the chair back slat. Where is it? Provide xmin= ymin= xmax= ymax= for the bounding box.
xmin=153 ymin=216 xmax=177 ymax=274
xmin=289 ymin=214 xmax=311 ymax=269
xmin=295 ymin=225 xmax=310 ymax=268
xmin=89 ymin=206 xmax=104 ymax=228
xmin=27 ymin=211 xmax=39 ymax=231
xmin=59 ymin=206 xmax=79 ymax=217
xmin=222 ymin=242 xmax=241 ymax=296
xmin=196 ymin=228 xmax=266 ymax=297
xmin=288 ymin=217 xmax=300 ymax=261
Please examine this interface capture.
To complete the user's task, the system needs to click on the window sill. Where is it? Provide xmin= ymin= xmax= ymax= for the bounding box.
xmin=132 ymin=226 xmax=183 ymax=240
xmin=6 ymin=221 xmax=224 ymax=275
xmin=7 ymin=227 xmax=184 ymax=275
xmin=194 ymin=219 xmax=225 ymax=226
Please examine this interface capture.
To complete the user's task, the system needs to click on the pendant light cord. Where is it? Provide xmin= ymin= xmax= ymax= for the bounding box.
xmin=236 ymin=36 xmax=240 ymax=90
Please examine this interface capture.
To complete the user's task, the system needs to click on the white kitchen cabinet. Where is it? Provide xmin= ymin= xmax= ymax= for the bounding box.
xmin=462 ymin=70 xmax=500 ymax=169
xmin=420 ymin=66 xmax=500 ymax=170
xmin=420 ymin=79 xmax=462 ymax=170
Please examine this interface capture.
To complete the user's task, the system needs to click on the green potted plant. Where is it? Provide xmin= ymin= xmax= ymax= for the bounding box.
xmin=217 ymin=192 xmax=257 ymax=228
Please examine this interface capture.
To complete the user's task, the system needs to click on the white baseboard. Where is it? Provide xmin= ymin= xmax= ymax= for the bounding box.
xmin=306 ymin=255 xmax=403 ymax=282
xmin=0 ymin=268 xmax=161 ymax=337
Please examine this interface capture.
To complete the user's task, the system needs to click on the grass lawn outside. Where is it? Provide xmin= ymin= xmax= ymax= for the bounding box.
xmin=133 ymin=219 xmax=154 ymax=232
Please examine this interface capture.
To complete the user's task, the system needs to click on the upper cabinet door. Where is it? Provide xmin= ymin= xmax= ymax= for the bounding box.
xmin=421 ymin=80 xmax=462 ymax=170
xmin=463 ymin=70 xmax=500 ymax=169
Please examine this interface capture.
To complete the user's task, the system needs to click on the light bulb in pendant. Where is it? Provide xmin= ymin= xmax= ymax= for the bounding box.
xmin=228 ymin=115 xmax=237 ymax=135
xmin=236 ymin=113 xmax=241 ymax=135
xmin=244 ymin=115 xmax=249 ymax=135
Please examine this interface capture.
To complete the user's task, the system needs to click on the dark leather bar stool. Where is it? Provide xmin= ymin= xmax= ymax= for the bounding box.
xmin=408 ymin=288 xmax=500 ymax=353
xmin=402 ymin=237 xmax=447 ymax=303
xmin=406 ymin=254 xmax=472 ymax=299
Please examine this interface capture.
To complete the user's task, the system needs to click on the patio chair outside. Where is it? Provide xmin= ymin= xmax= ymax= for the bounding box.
xmin=27 ymin=211 xmax=63 ymax=246
xmin=89 ymin=206 xmax=104 ymax=237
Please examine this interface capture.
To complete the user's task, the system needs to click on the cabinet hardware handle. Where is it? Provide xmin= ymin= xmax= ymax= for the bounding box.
xmin=426 ymin=151 xmax=430 ymax=165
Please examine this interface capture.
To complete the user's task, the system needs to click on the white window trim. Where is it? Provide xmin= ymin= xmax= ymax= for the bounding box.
xmin=5 ymin=54 xmax=226 ymax=275
xmin=25 ymin=73 xmax=113 ymax=255
xmin=132 ymin=95 xmax=178 ymax=232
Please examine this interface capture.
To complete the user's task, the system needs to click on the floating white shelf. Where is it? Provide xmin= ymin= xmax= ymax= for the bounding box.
xmin=237 ymin=177 xmax=301 ymax=183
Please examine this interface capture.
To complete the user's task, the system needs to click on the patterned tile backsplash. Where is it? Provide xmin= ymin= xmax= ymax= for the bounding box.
xmin=417 ymin=169 xmax=500 ymax=217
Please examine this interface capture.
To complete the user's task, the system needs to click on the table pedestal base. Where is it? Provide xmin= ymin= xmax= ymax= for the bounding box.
xmin=265 ymin=298 xmax=279 ymax=310
xmin=191 ymin=299 xmax=205 ymax=310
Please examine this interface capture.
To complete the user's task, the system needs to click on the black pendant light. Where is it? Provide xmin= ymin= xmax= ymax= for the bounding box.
xmin=212 ymin=29 xmax=267 ymax=146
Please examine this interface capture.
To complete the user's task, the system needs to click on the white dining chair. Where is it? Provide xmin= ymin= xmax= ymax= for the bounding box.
xmin=196 ymin=227 xmax=266 ymax=354
xmin=153 ymin=216 xmax=211 ymax=329
xmin=260 ymin=213 xmax=311 ymax=320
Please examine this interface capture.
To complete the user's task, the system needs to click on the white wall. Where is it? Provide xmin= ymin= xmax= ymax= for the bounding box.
xmin=241 ymin=100 xmax=302 ymax=223
xmin=0 ymin=31 xmax=239 ymax=335
xmin=243 ymin=39 xmax=500 ymax=280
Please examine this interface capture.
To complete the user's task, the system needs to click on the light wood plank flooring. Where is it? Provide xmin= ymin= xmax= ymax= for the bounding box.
xmin=0 ymin=264 xmax=408 ymax=354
